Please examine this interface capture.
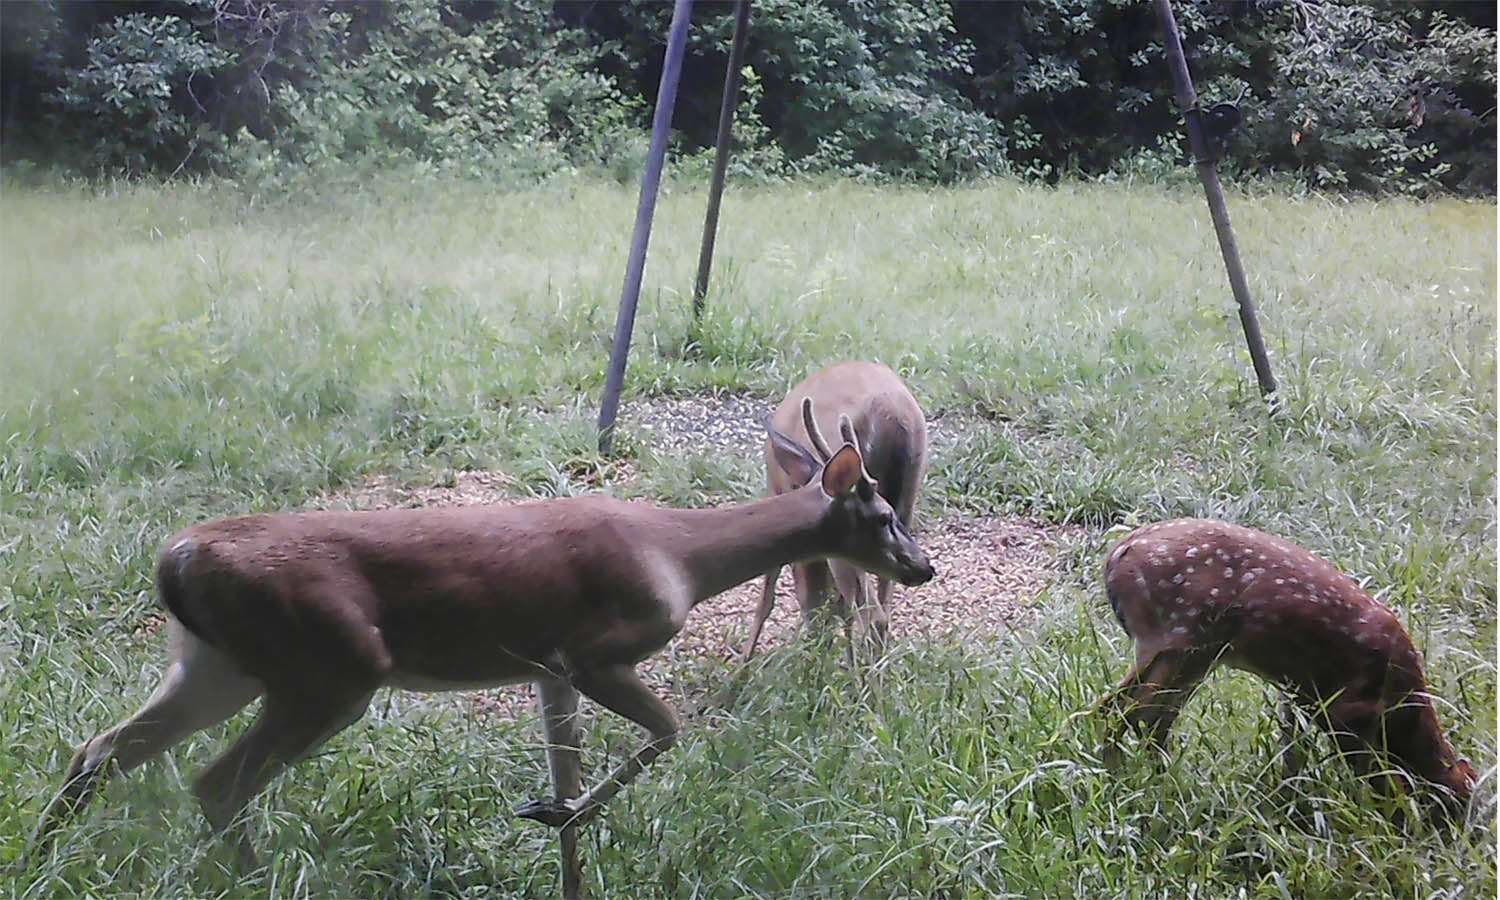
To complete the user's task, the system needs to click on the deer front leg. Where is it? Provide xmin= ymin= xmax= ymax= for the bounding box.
xmin=534 ymin=676 xmax=584 ymax=900
xmin=830 ymin=561 xmax=875 ymax=665
xmin=516 ymin=664 xmax=680 ymax=830
xmin=1097 ymin=647 xmax=1211 ymax=767
xmin=1279 ymin=697 xmax=1309 ymax=784
xmin=740 ymin=569 xmax=781 ymax=663
xmin=872 ymin=575 xmax=896 ymax=654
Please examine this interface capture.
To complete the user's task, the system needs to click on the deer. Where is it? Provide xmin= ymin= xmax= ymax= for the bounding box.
xmin=33 ymin=411 xmax=935 ymax=895
xmin=739 ymin=361 xmax=929 ymax=664
xmin=1097 ymin=517 xmax=1477 ymax=822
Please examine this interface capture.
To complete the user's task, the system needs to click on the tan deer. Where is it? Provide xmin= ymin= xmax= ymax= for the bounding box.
xmin=740 ymin=361 xmax=928 ymax=662
xmin=1098 ymin=518 xmax=1477 ymax=820
xmin=34 ymin=416 xmax=934 ymax=887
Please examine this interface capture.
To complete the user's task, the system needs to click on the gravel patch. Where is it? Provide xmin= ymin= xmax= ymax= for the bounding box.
xmin=616 ymin=391 xmax=995 ymax=459
xmin=619 ymin=393 xmax=776 ymax=457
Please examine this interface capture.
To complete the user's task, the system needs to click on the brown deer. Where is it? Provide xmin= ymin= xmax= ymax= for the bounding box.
xmin=34 ymin=415 xmax=934 ymax=890
xmin=740 ymin=361 xmax=928 ymax=662
xmin=1098 ymin=517 xmax=1477 ymax=820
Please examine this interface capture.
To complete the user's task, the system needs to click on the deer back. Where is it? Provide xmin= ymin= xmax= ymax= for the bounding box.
xmin=765 ymin=361 xmax=927 ymax=512
xmin=1105 ymin=519 xmax=1427 ymax=699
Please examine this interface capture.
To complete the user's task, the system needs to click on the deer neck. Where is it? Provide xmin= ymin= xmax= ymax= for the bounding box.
xmin=664 ymin=488 xmax=831 ymax=602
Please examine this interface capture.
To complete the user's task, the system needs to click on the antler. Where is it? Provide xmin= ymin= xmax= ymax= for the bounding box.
xmin=801 ymin=396 xmax=835 ymax=461
xmin=838 ymin=414 xmax=858 ymax=450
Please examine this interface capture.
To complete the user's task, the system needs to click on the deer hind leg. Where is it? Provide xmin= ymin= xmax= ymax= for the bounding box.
xmin=191 ymin=688 xmax=374 ymax=865
xmin=33 ymin=631 xmax=261 ymax=852
xmin=536 ymin=676 xmax=584 ymax=900
xmin=739 ymin=569 xmax=781 ymax=663
xmin=517 ymin=664 xmax=680 ymax=830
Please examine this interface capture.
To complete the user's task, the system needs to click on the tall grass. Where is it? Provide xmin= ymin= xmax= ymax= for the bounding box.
xmin=1 ymin=171 xmax=1493 ymax=898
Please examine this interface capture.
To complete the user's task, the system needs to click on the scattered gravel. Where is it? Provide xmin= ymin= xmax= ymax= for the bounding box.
xmin=616 ymin=391 xmax=997 ymax=459
xmin=619 ymin=393 xmax=776 ymax=457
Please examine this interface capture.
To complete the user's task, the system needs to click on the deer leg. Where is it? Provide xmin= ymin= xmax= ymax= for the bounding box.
xmin=1127 ymin=651 xmax=1212 ymax=756
xmin=192 ymin=689 xmax=373 ymax=865
xmin=1096 ymin=645 xmax=1160 ymax=766
xmin=869 ymin=488 xmax=918 ymax=655
xmin=516 ymin=664 xmax=679 ymax=830
xmin=1279 ymin=697 xmax=1309 ymax=784
xmin=792 ymin=561 xmax=836 ymax=623
xmin=1099 ymin=646 xmax=1211 ymax=765
xmin=872 ymin=575 xmax=895 ymax=654
xmin=830 ymin=561 xmax=876 ymax=663
xmin=739 ymin=569 xmax=780 ymax=663
xmin=537 ymin=677 xmax=584 ymax=900
xmin=33 ymin=633 xmax=261 ymax=853
xmin=1325 ymin=697 xmax=1413 ymax=800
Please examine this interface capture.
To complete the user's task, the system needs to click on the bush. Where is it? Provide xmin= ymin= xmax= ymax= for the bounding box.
xmin=0 ymin=0 xmax=1493 ymax=193
xmin=38 ymin=5 xmax=232 ymax=174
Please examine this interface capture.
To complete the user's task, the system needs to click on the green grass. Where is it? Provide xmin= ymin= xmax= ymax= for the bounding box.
xmin=1 ymin=170 xmax=1494 ymax=898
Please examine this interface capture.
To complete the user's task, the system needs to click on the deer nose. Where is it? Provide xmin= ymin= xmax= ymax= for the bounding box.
xmin=904 ymin=559 xmax=935 ymax=586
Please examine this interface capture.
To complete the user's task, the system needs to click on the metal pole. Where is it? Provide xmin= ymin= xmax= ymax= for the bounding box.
xmin=691 ymin=0 xmax=753 ymax=325
xmin=1152 ymin=0 xmax=1278 ymax=401
xmin=598 ymin=0 xmax=696 ymax=453
xmin=560 ymin=822 xmax=581 ymax=900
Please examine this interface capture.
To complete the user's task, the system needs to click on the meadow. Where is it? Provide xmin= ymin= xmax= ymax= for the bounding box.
xmin=0 ymin=170 xmax=1494 ymax=898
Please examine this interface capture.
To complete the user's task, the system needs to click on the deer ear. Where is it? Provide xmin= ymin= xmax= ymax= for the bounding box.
xmin=769 ymin=427 xmax=819 ymax=489
xmin=820 ymin=444 xmax=863 ymax=497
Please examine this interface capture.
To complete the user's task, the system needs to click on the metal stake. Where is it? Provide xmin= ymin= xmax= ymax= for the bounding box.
xmin=1153 ymin=0 xmax=1278 ymax=402
xmin=691 ymin=0 xmax=753 ymax=326
xmin=598 ymin=0 xmax=696 ymax=453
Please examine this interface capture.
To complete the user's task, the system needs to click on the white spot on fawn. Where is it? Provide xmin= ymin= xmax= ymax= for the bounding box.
xmin=1186 ymin=547 xmax=1199 ymax=558
xmin=1172 ymin=573 xmax=1185 ymax=585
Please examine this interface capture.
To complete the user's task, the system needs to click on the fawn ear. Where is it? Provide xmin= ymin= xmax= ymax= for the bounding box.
xmin=820 ymin=444 xmax=863 ymax=497
xmin=769 ymin=426 xmax=819 ymax=489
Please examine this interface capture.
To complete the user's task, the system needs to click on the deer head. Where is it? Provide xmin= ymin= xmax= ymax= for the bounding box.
xmin=767 ymin=416 xmax=933 ymax=589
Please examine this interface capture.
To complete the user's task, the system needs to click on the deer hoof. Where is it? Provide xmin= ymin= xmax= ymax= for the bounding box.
xmin=514 ymin=798 xmax=579 ymax=828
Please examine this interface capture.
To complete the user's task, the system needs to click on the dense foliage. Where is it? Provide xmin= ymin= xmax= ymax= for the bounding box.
xmin=0 ymin=0 xmax=1495 ymax=191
